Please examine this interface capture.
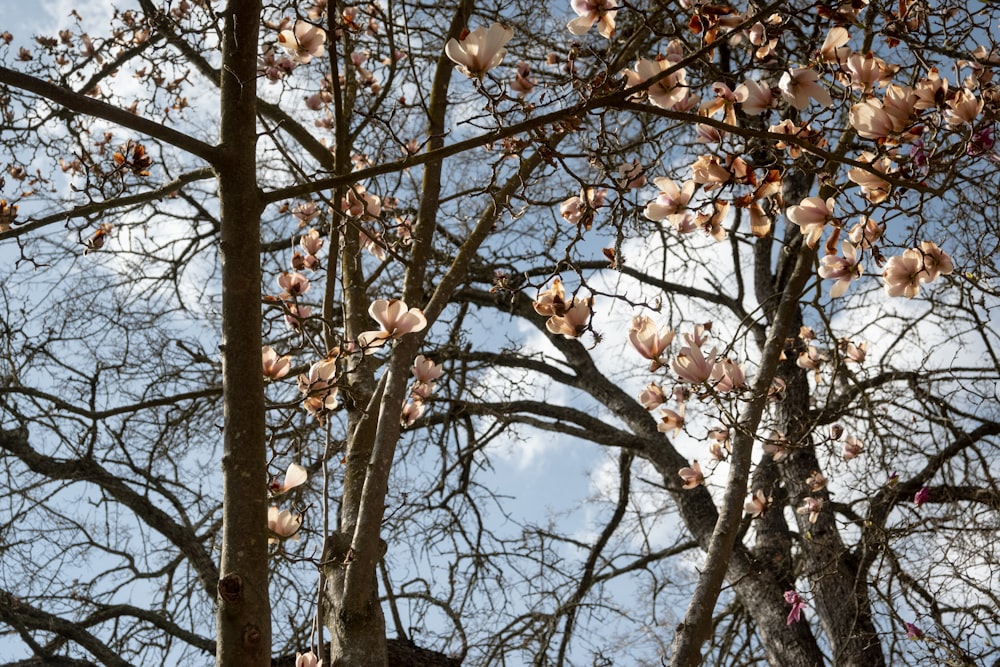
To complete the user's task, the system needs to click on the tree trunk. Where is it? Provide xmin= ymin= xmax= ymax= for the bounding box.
xmin=323 ymin=532 xmax=388 ymax=666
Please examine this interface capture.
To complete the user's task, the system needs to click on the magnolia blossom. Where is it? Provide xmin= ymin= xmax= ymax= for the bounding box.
xmin=914 ymin=486 xmax=931 ymax=507
xmin=638 ymin=382 xmax=667 ymax=410
xmin=293 ymin=201 xmax=320 ymax=224
xmin=270 ymin=463 xmax=308 ymax=496
xmin=444 ymin=23 xmax=513 ymax=78
xmin=787 ymin=196 xmax=836 ymax=248
xmin=400 ymin=399 xmax=425 ymax=428
xmin=567 ymin=0 xmax=617 ymax=39
xmin=905 ymin=623 xmax=924 ymax=640
xmin=533 ymin=278 xmax=568 ymax=317
xmin=412 ymin=355 xmax=443 ymax=384
xmin=806 ymin=471 xmax=827 ymax=492
xmin=678 ymin=460 xmax=704 ymax=489
xmin=300 ymin=228 xmax=324 ymax=256
xmin=819 ymin=26 xmax=850 ymax=62
xmin=644 ymin=177 xmax=696 ymax=229
xmin=657 ymin=405 xmax=685 ymax=436
xmin=847 ymin=153 xmax=893 ymax=204
xmin=844 ymin=53 xmax=897 ymax=92
xmin=778 ymin=68 xmax=833 ymax=109
xmin=342 ymin=184 xmax=381 ymax=219
xmin=689 ymin=154 xmax=731 ymax=188
xmin=744 ymin=489 xmax=771 ymax=518
xmin=848 ymin=216 xmax=883 ymax=249
xmin=560 ymin=188 xmax=605 ymax=230
xmin=511 ymin=61 xmax=535 ymax=95
xmin=733 ymin=78 xmax=774 ymax=115
xmin=699 ymin=82 xmax=738 ymax=127
xmin=616 ymin=160 xmax=646 ymax=189
xmin=916 ymin=241 xmax=953 ymax=282
xmin=262 ymin=345 xmax=292 ymax=380
xmin=545 ymin=297 xmax=593 ymax=338
xmin=913 ymin=68 xmax=948 ymax=110
xmin=297 ymin=357 xmax=340 ymax=418
xmin=711 ymin=357 xmax=745 ymax=393
xmin=358 ymin=299 xmax=428 ymax=352
xmin=844 ymin=340 xmax=868 ymax=364
xmin=672 ymin=344 xmax=716 ymax=385
xmin=268 ymin=506 xmax=302 ymax=543
xmin=784 ymin=590 xmax=807 ymax=625
xmin=882 ymin=250 xmax=926 ymax=298
xmin=277 ymin=21 xmax=326 ymax=64
xmin=625 ymin=56 xmax=690 ymax=110
xmin=285 ymin=303 xmax=311 ymax=331
xmin=629 ymin=315 xmax=675 ymax=369
xmin=296 ymin=651 xmax=323 ymax=667
xmin=278 ymin=271 xmax=310 ymax=298
xmin=797 ymin=496 xmax=824 ymax=524
xmin=945 ymin=89 xmax=982 ymax=125
xmin=818 ymin=242 xmax=862 ymax=298
xmin=842 ymin=435 xmax=864 ymax=460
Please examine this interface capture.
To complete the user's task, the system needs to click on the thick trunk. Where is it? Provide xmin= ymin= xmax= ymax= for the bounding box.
xmin=215 ymin=1 xmax=267 ymax=665
xmin=323 ymin=533 xmax=388 ymax=666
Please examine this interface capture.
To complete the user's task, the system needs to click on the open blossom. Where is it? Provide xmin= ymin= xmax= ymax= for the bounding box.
xmin=845 ymin=53 xmax=897 ymax=92
xmin=342 ymin=184 xmax=381 ymax=219
xmin=733 ymin=78 xmax=774 ymax=115
xmin=546 ymin=297 xmax=593 ymax=338
xmin=444 ymin=23 xmax=513 ymax=78
xmin=763 ymin=431 xmax=789 ymax=460
xmin=400 ymin=399 xmax=425 ymax=428
xmin=744 ymin=489 xmax=771 ymax=518
xmin=806 ymin=471 xmax=827 ymax=492
xmin=412 ymin=355 xmax=443 ymax=384
xmin=797 ymin=497 xmax=824 ymax=524
xmin=297 ymin=357 xmax=340 ymax=418
xmin=678 ymin=460 xmax=704 ymax=489
xmin=567 ymin=0 xmax=617 ymax=39
xmin=778 ymin=68 xmax=832 ymax=110
xmin=787 ymin=196 xmax=836 ymax=248
xmin=625 ymin=55 xmax=690 ymax=110
xmin=842 ymin=435 xmax=864 ymax=460
xmin=847 ymin=153 xmax=893 ymax=204
xmin=638 ymin=382 xmax=667 ymax=410
xmin=820 ymin=26 xmax=850 ymax=62
xmin=784 ymin=590 xmax=807 ymax=625
xmin=270 ymin=463 xmax=308 ymax=496
xmin=277 ymin=21 xmax=326 ymax=64
xmin=296 ymin=651 xmax=323 ymax=667
xmin=533 ymin=278 xmax=568 ymax=317
xmin=268 ymin=506 xmax=302 ymax=543
xmin=358 ymin=299 xmax=428 ymax=352
xmin=629 ymin=315 xmax=675 ymax=369
xmin=916 ymin=241 xmax=953 ymax=282
xmin=262 ymin=345 xmax=292 ymax=380
xmin=278 ymin=271 xmax=310 ymax=298
xmin=946 ymin=89 xmax=982 ymax=125
xmin=560 ymin=188 xmax=605 ymax=230
xmin=657 ymin=405 xmax=685 ymax=436
xmin=711 ymin=357 xmax=745 ymax=392
xmin=882 ymin=249 xmax=926 ymax=298
xmin=672 ymin=344 xmax=715 ymax=385
xmin=844 ymin=340 xmax=868 ymax=364
xmin=849 ymin=216 xmax=883 ymax=249
xmin=644 ymin=177 xmax=696 ymax=228
xmin=818 ymin=242 xmax=862 ymax=298
xmin=689 ymin=154 xmax=731 ymax=188
xmin=300 ymin=228 xmax=324 ymax=256
xmin=284 ymin=303 xmax=311 ymax=330
xmin=510 ymin=61 xmax=535 ymax=95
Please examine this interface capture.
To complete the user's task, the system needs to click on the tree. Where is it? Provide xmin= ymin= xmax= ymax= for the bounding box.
xmin=1 ymin=0 xmax=999 ymax=666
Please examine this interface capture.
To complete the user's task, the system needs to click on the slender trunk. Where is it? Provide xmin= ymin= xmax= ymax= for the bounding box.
xmin=215 ymin=2 xmax=267 ymax=666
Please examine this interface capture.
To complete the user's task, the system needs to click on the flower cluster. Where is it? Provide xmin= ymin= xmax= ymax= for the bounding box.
xmin=402 ymin=355 xmax=443 ymax=428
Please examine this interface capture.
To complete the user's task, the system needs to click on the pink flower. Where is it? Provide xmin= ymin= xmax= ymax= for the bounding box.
xmin=270 ymin=463 xmax=308 ymax=496
xmin=295 ymin=651 xmax=323 ymax=667
xmin=842 ymin=436 xmax=863 ymax=460
xmin=848 ymin=216 xmax=883 ymax=249
xmin=678 ymin=460 xmax=704 ymax=489
xmin=847 ymin=153 xmax=893 ymax=204
xmin=262 ymin=345 xmax=292 ymax=380
xmin=358 ymin=299 xmax=428 ymax=353
xmin=638 ymin=383 xmax=667 ymax=410
xmin=268 ymin=506 xmax=302 ymax=543
xmin=400 ymin=399 xmax=425 ymax=428
xmin=411 ymin=355 xmax=443 ymax=384
xmin=689 ymin=154 xmax=731 ymax=188
xmin=916 ymin=241 xmax=953 ymax=283
xmin=844 ymin=53 xmax=897 ymax=92
xmin=945 ymin=89 xmax=982 ymax=125
xmin=844 ymin=340 xmax=868 ymax=364
xmin=763 ymin=431 xmax=789 ymax=460
xmin=342 ymin=184 xmax=382 ymax=219
xmin=819 ymin=26 xmax=850 ymax=62
xmin=657 ymin=405 xmax=685 ymax=436
xmin=882 ymin=250 xmax=925 ymax=298
xmin=617 ymin=159 xmax=646 ymax=189
xmin=778 ymin=68 xmax=832 ymax=110
xmin=644 ymin=177 xmax=696 ymax=229
xmin=914 ymin=486 xmax=930 ymax=507
xmin=818 ymin=242 xmax=862 ymax=298
xmin=905 ymin=623 xmax=924 ymax=640
xmin=533 ymin=278 xmax=568 ymax=317
xmin=711 ymin=356 xmax=745 ymax=393
xmin=744 ymin=489 xmax=771 ymax=518
xmin=733 ymin=78 xmax=774 ymax=115
xmin=511 ymin=61 xmax=535 ymax=95
xmin=445 ymin=23 xmax=513 ymax=78
xmin=545 ymin=297 xmax=593 ymax=338
xmin=300 ymin=228 xmax=324 ymax=256
xmin=567 ymin=0 xmax=617 ymax=39
xmin=797 ymin=345 xmax=824 ymax=372
xmin=560 ymin=188 xmax=604 ymax=230
xmin=293 ymin=201 xmax=320 ymax=224
xmin=625 ymin=56 xmax=690 ymax=110
xmin=277 ymin=21 xmax=326 ymax=64
xmin=787 ymin=196 xmax=836 ymax=248
xmin=278 ymin=271 xmax=311 ymax=298
xmin=629 ymin=315 xmax=675 ymax=369
xmin=784 ymin=590 xmax=806 ymax=624
xmin=806 ymin=471 xmax=827 ymax=492
xmin=797 ymin=497 xmax=824 ymax=524
xmin=284 ymin=303 xmax=311 ymax=331
xmin=672 ymin=344 xmax=716 ymax=385
xmin=297 ymin=358 xmax=340 ymax=418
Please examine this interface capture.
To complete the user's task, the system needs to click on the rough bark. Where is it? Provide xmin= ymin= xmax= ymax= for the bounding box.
xmin=214 ymin=1 xmax=269 ymax=666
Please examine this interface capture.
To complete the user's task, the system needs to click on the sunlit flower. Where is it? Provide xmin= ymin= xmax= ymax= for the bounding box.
xmin=787 ymin=196 xmax=836 ymax=248
xmin=678 ymin=460 xmax=704 ymax=489
xmin=625 ymin=56 xmax=690 ymax=110
xmin=797 ymin=496 xmax=824 ymax=523
xmin=844 ymin=53 xmax=897 ymax=92
xmin=285 ymin=303 xmax=311 ymax=331
xmin=511 ymin=61 xmax=536 ymax=95
xmin=847 ymin=153 xmax=893 ymax=204
xmin=270 ymin=463 xmax=308 ymax=495
xmin=567 ymin=0 xmax=617 ymax=39
xmin=945 ymin=89 xmax=982 ymax=125
xmin=560 ymin=188 xmax=604 ymax=230
xmin=689 ymin=154 xmax=731 ymax=189
xmin=744 ymin=489 xmax=771 ymax=518
xmin=733 ymin=78 xmax=774 ymax=115
xmin=784 ymin=590 xmax=807 ymax=624
xmin=445 ymin=23 xmax=513 ymax=78
xmin=342 ymin=184 xmax=382 ymax=219
xmin=277 ymin=21 xmax=326 ymax=64
xmin=638 ymin=382 xmax=667 ymax=410
xmin=262 ymin=345 xmax=292 ymax=380
xmin=913 ymin=69 xmax=948 ymax=110
xmin=848 ymin=216 xmax=883 ymax=249
xmin=818 ymin=242 xmax=862 ymax=298
xmin=882 ymin=250 xmax=925 ymax=298
xmin=644 ymin=177 xmax=696 ymax=229
xmin=300 ymin=228 xmax=324 ymax=256
xmin=545 ymin=297 xmax=593 ymax=338
xmin=295 ymin=651 xmax=323 ymax=667
xmin=400 ymin=399 xmax=425 ymax=428
xmin=657 ymin=405 xmax=685 ymax=436
xmin=533 ymin=278 xmax=568 ymax=317
xmin=779 ymin=68 xmax=832 ymax=110
xmin=699 ymin=82 xmax=738 ymax=127
xmin=916 ymin=241 xmax=953 ymax=283
xmin=617 ymin=159 xmax=646 ymax=189
xmin=629 ymin=315 xmax=675 ymax=369
xmin=844 ymin=341 xmax=868 ymax=364
xmin=819 ymin=26 xmax=850 ymax=62
xmin=268 ymin=506 xmax=302 ymax=543
xmin=672 ymin=344 xmax=716 ymax=385
xmin=842 ymin=435 xmax=863 ymax=460
xmin=358 ymin=300 xmax=427 ymax=352
xmin=411 ymin=355 xmax=443 ymax=384
xmin=278 ymin=271 xmax=311 ymax=298
xmin=711 ymin=356 xmax=745 ymax=392
xmin=297 ymin=357 xmax=340 ymax=418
